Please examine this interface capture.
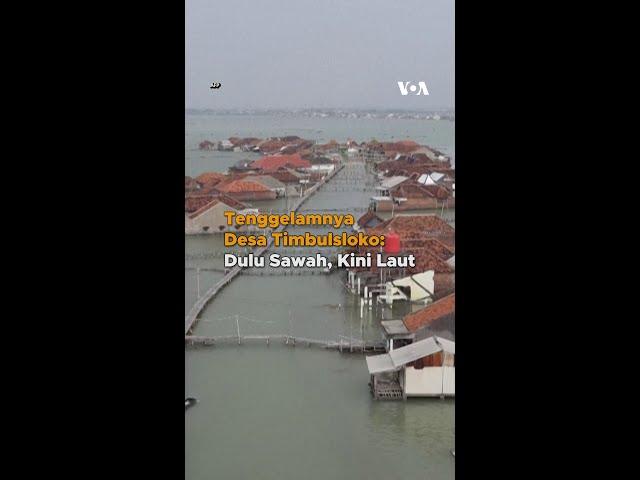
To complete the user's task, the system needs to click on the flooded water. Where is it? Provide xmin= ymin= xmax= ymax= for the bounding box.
xmin=185 ymin=113 xmax=455 ymax=177
xmin=185 ymin=113 xmax=455 ymax=480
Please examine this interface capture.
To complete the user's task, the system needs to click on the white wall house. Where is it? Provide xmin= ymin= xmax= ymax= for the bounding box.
xmin=366 ymin=336 xmax=455 ymax=399
xmin=383 ymin=270 xmax=435 ymax=305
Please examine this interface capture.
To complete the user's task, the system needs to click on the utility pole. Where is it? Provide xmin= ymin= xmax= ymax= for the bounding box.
xmin=196 ymin=267 xmax=200 ymax=299
xmin=236 ymin=314 xmax=241 ymax=344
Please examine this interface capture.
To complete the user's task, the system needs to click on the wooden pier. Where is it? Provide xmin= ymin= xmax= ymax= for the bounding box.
xmin=185 ymin=334 xmax=386 ymax=353
xmin=185 ymin=165 xmax=345 ymax=336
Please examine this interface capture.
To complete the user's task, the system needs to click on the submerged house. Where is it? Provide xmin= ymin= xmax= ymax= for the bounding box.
xmin=185 ymin=194 xmax=255 ymax=234
xmin=250 ymin=153 xmax=311 ymax=171
xmin=366 ymin=335 xmax=455 ymax=400
xmin=375 ymin=153 xmax=453 ymax=182
xmin=185 ymin=176 xmax=201 ymax=194
xmin=244 ymin=175 xmax=287 ymax=197
xmin=262 ymin=168 xmax=310 ymax=196
xmin=198 ymin=140 xmax=216 ymax=151
xmin=347 ymin=215 xmax=455 ymax=302
xmin=373 ymin=215 xmax=455 ymax=249
xmin=217 ymin=139 xmax=235 ymax=151
xmin=373 ymin=294 xmax=455 ymax=399
xmin=403 ymin=293 xmax=455 ymax=339
xmin=263 ymin=168 xmax=309 ymax=185
xmin=228 ymin=159 xmax=260 ymax=173
xmin=214 ymin=178 xmax=278 ymax=201
xmin=375 ymin=175 xmax=409 ymax=196
xmin=371 ymin=180 xmax=453 ymax=212
xmin=195 ymin=172 xmax=227 ymax=190
xmin=353 ymin=210 xmax=384 ymax=232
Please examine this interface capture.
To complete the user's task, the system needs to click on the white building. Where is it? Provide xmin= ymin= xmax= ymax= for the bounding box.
xmin=366 ymin=336 xmax=455 ymax=399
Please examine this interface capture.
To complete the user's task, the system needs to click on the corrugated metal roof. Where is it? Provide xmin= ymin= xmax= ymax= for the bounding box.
xmin=381 ymin=320 xmax=410 ymax=335
xmin=379 ymin=176 xmax=408 ymax=190
xmin=436 ymin=336 xmax=455 ymax=355
xmin=365 ymin=335 xmax=456 ymax=374
xmin=389 ymin=337 xmax=441 ymax=367
xmin=365 ymin=354 xmax=396 ymax=374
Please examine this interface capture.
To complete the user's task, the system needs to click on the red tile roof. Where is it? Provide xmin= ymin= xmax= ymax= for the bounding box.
xmin=391 ymin=182 xmax=450 ymax=200
xmin=349 ymin=215 xmax=455 ymax=274
xmin=216 ymin=179 xmax=273 ymax=193
xmin=406 ymin=238 xmax=454 ymax=261
xmin=403 ymin=293 xmax=455 ymax=332
xmin=369 ymin=215 xmax=455 ymax=247
xmin=195 ymin=172 xmax=226 ymax=187
xmin=185 ymin=176 xmax=200 ymax=192
xmin=261 ymin=169 xmax=306 ymax=184
xmin=250 ymin=154 xmax=311 ymax=170
xmin=257 ymin=139 xmax=286 ymax=154
xmin=187 ymin=194 xmax=247 ymax=219
xmin=185 ymin=195 xmax=217 ymax=214
xmin=412 ymin=249 xmax=454 ymax=273
xmin=213 ymin=193 xmax=247 ymax=210
xmin=228 ymin=137 xmax=262 ymax=147
xmin=357 ymin=210 xmax=384 ymax=229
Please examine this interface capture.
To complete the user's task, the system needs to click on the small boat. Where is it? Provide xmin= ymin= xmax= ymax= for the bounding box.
xmin=185 ymin=397 xmax=198 ymax=410
xmin=450 ymin=449 xmax=455 ymax=458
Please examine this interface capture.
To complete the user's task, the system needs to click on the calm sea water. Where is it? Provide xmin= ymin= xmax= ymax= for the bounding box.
xmin=185 ymin=113 xmax=455 ymax=480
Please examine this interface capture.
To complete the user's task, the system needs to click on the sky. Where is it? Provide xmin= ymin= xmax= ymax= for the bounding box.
xmin=186 ymin=0 xmax=454 ymax=110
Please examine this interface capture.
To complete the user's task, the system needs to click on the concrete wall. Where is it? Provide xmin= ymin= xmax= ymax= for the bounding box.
xmin=404 ymin=366 xmax=455 ymax=397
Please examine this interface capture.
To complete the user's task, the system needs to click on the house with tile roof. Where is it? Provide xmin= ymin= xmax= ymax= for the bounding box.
xmin=185 ymin=194 xmax=218 ymax=214
xmin=371 ymin=179 xmax=454 ymax=212
xmin=195 ymin=172 xmax=227 ymax=188
xmin=353 ymin=210 xmax=384 ymax=232
xmin=377 ymin=293 xmax=455 ymax=355
xmin=366 ymin=294 xmax=455 ymax=400
xmin=262 ymin=168 xmax=310 ymax=185
xmin=368 ymin=215 xmax=455 ymax=249
xmin=250 ymin=153 xmax=311 ymax=171
xmin=365 ymin=335 xmax=455 ymax=399
xmin=245 ymin=175 xmax=287 ymax=197
xmin=403 ymin=293 xmax=455 ymax=339
xmin=346 ymin=214 xmax=455 ymax=303
xmin=214 ymin=178 xmax=278 ymax=201
xmin=185 ymin=194 xmax=254 ymax=234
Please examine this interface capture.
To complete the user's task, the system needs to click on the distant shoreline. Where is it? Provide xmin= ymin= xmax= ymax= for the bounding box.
xmin=186 ymin=108 xmax=455 ymax=121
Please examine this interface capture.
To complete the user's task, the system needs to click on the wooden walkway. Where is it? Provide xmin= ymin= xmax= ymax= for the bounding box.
xmin=185 ymin=334 xmax=386 ymax=353
xmin=184 ymin=165 xmax=345 ymax=336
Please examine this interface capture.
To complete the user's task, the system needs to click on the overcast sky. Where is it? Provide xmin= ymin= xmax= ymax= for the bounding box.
xmin=186 ymin=0 xmax=454 ymax=110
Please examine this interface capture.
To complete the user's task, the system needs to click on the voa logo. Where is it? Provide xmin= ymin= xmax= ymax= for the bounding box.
xmin=397 ymin=81 xmax=430 ymax=96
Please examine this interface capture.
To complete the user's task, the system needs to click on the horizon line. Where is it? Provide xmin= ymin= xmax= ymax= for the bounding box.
xmin=185 ymin=106 xmax=455 ymax=112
